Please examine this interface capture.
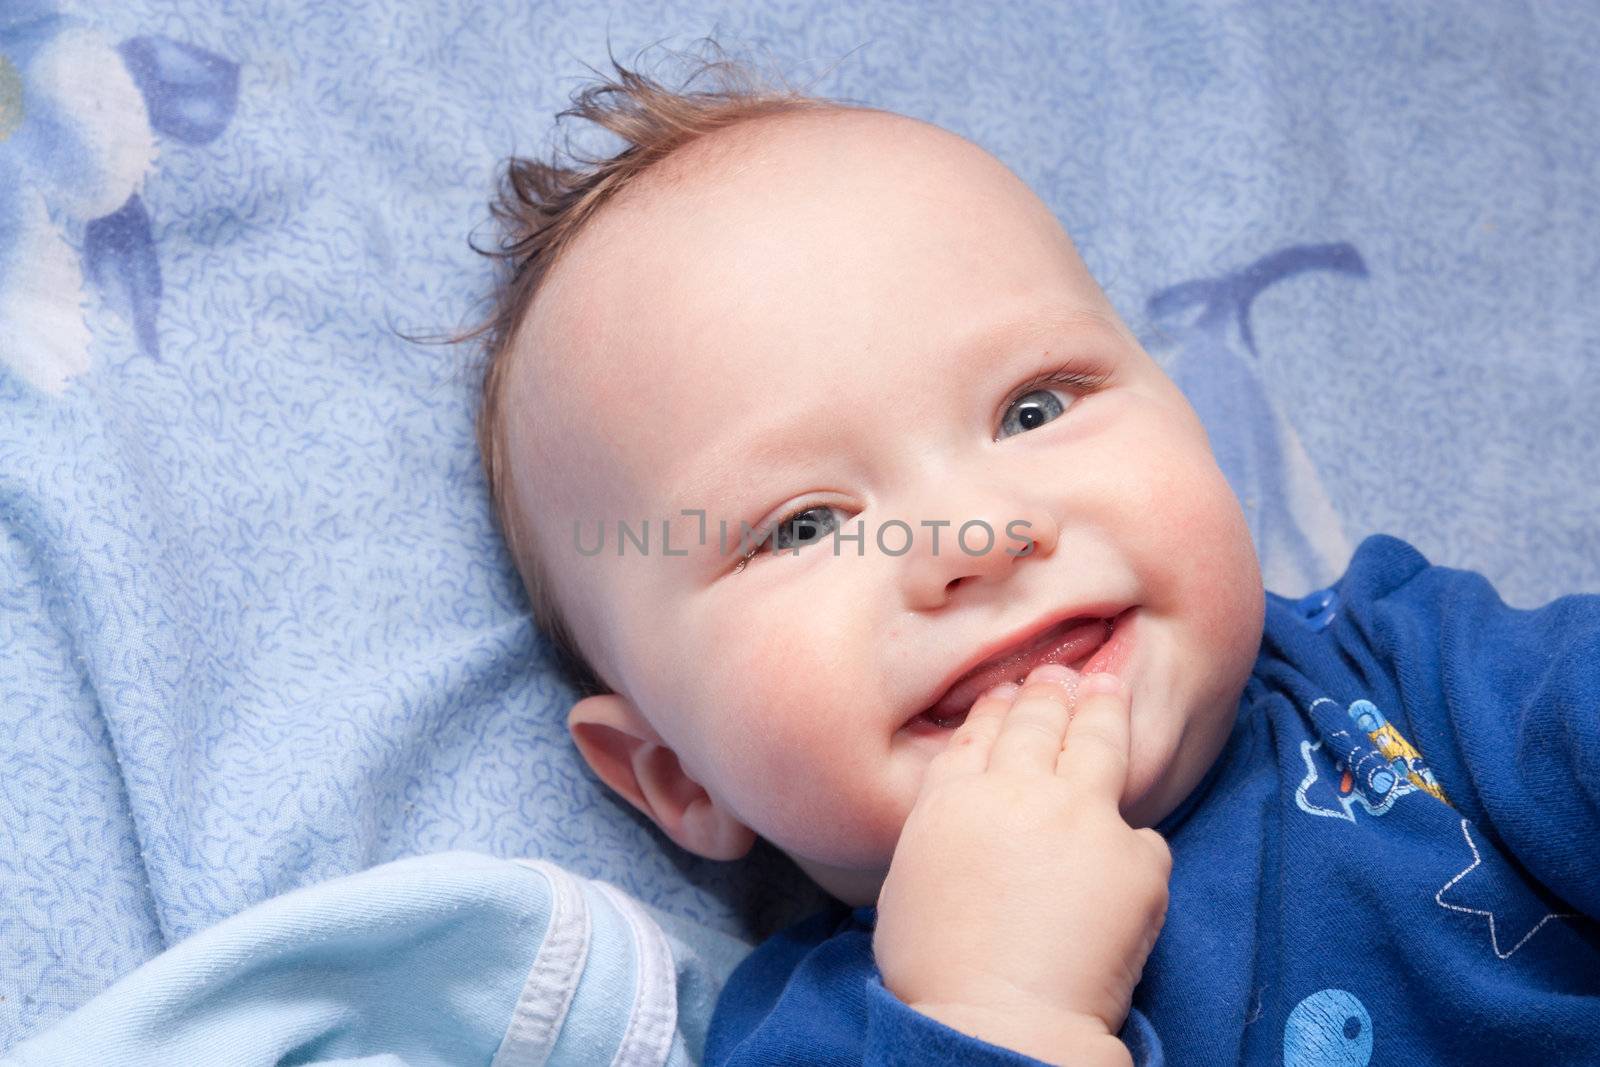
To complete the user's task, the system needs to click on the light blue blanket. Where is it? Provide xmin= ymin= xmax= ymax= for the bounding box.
xmin=4 ymin=0 xmax=1599 ymax=1056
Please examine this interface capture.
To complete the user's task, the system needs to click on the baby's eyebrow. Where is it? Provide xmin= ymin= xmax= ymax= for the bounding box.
xmin=660 ymin=305 xmax=1122 ymax=523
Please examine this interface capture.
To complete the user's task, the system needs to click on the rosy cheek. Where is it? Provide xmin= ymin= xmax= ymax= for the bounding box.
xmin=1109 ymin=427 xmax=1264 ymax=703
xmin=702 ymin=630 xmax=903 ymax=864
xmin=695 ymin=624 xmax=816 ymax=775
xmin=1192 ymin=468 xmax=1265 ymax=641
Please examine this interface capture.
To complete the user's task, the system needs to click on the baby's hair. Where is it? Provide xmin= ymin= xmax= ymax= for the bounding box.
xmin=461 ymin=36 xmax=862 ymax=699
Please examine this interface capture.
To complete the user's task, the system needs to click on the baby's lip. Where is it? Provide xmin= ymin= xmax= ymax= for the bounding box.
xmin=911 ymin=604 xmax=1131 ymax=725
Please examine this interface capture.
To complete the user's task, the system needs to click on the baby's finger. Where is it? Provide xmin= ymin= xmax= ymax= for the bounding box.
xmin=986 ymin=676 xmax=1074 ymax=775
xmin=1055 ymin=673 xmax=1133 ymax=803
xmin=1137 ymin=827 xmax=1173 ymax=876
xmin=920 ymin=683 xmax=1019 ymax=787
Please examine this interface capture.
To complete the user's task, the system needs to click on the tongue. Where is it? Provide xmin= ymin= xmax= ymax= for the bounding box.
xmin=928 ymin=616 xmax=1111 ymax=721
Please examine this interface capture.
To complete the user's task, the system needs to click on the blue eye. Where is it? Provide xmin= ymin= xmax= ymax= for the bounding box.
xmin=995 ymin=363 xmax=1107 ymax=440
xmin=998 ymin=388 xmax=1068 ymax=438
xmin=766 ymin=506 xmax=843 ymax=553
xmin=733 ymin=506 xmax=845 ymax=573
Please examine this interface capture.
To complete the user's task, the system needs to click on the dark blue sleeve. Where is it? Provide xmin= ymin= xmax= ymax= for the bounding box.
xmin=706 ymin=904 xmax=1157 ymax=1065
xmin=861 ymin=975 xmax=1075 ymax=1067
xmin=1330 ymin=534 xmax=1600 ymax=918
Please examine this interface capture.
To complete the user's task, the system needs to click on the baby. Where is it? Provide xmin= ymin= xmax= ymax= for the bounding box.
xmin=469 ymin=45 xmax=1600 ymax=1066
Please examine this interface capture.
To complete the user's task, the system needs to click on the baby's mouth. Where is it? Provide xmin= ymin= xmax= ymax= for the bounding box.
xmin=910 ymin=613 xmax=1120 ymax=731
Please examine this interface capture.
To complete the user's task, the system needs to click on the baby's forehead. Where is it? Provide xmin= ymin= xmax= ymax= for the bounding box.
xmin=507 ymin=105 xmax=1101 ymax=528
xmin=520 ymin=109 xmax=1062 ymax=394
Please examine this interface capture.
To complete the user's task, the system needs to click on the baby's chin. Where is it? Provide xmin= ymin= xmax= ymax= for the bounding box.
xmin=1120 ymin=720 xmax=1189 ymax=828
xmin=1121 ymin=680 xmax=1239 ymax=829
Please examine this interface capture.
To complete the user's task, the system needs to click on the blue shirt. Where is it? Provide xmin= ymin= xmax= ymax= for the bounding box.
xmin=704 ymin=534 xmax=1600 ymax=1066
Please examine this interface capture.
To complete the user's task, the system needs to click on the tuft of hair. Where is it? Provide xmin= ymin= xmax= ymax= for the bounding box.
xmin=460 ymin=36 xmax=861 ymax=700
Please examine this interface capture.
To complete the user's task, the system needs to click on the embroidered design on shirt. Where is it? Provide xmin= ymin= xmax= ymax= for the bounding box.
xmin=1344 ymin=700 xmax=1450 ymax=805
xmin=1435 ymin=818 xmax=1576 ymax=960
xmin=1295 ymin=698 xmax=1451 ymax=821
xmin=1283 ymin=988 xmax=1373 ymax=1067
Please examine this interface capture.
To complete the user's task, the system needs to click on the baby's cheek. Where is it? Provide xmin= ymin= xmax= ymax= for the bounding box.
xmin=1135 ymin=443 xmax=1262 ymax=631
xmin=700 ymin=626 xmax=832 ymax=788
xmin=1188 ymin=466 xmax=1266 ymax=667
xmin=1117 ymin=457 xmax=1261 ymax=826
xmin=704 ymin=628 xmax=903 ymax=868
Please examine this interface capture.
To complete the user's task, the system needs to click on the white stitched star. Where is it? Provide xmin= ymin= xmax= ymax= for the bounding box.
xmin=1435 ymin=818 xmax=1575 ymax=960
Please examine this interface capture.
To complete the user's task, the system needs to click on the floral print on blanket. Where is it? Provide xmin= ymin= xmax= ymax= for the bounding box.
xmin=0 ymin=2 xmax=236 ymax=393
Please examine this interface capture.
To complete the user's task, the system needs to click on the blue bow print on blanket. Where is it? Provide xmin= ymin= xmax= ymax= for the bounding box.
xmin=0 ymin=1 xmax=236 ymax=392
xmin=1143 ymin=243 xmax=1368 ymax=597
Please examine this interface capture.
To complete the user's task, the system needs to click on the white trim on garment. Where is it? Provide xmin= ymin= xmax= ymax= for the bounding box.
xmin=592 ymin=880 xmax=677 ymax=1067
xmin=492 ymin=859 xmax=594 ymax=1067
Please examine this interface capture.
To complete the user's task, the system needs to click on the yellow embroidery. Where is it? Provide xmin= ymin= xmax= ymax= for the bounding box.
xmin=1353 ymin=702 xmax=1451 ymax=806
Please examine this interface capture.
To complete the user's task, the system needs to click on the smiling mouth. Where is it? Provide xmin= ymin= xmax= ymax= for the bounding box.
xmin=910 ymin=608 xmax=1132 ymax=731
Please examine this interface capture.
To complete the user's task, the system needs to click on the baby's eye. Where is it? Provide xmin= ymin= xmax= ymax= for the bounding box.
xmin=997 ymin=387 xmax=1070 ymax=439
xmin=765 ymin=505 xmax=844 ymax=553
xmin=994 ymin=362 xmax=1107 ymax=440
xmin=734 ymin=505 xmax=846 ymax=572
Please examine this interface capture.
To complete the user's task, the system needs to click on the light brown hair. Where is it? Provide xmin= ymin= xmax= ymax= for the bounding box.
xmin=463 ymin=38 xmax=861 ymax=698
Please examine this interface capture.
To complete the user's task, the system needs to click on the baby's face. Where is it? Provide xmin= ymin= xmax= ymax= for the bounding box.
xmin=506 ymin=109 xmax=1265 ymax=905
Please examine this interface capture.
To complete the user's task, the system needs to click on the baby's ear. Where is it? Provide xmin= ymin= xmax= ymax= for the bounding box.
xmin=566 ymin=693 xmax=756 ymax=862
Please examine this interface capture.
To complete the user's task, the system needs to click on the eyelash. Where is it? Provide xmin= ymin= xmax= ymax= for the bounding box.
xmin=731 ymin=361 xmax=1111 ymax=573
xmin=999 ymin=363 xmax=1111 ymax=417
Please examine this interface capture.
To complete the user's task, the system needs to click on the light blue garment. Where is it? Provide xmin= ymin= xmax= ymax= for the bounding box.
xmin=1 ymin=853 xmax=752 ymax=1067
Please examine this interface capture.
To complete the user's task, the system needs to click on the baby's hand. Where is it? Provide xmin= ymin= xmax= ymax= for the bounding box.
xmin=873 ymin=667 xmax=1170 ymax=1066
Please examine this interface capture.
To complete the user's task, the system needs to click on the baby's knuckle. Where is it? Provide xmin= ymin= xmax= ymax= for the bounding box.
xmin=1069 ymin=729 xmax=1126 ymax=767
xmin=989 ymin=777 xmax=1039 ymax=808
xmin=1133 ymin=879 xmax=1165 ymax=917
xmin=1006 ymin=715 xmax=1063 ymax=740
xmin=1148 ymin=875 xmax=1170 ymax=906
xmin=1137 ymin=827 xmax=1171 ymax=862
